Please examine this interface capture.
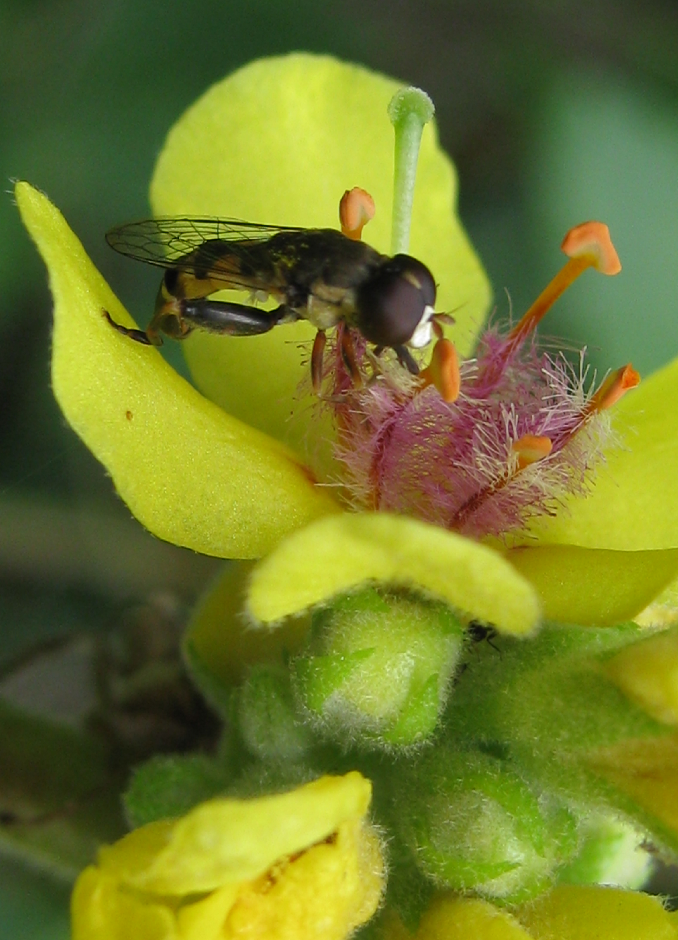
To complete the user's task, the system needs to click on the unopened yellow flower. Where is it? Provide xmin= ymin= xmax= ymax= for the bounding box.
xmin=385 ymin=888 xmax=678 ymax=939
xmin=72 ymin=772 xmax=384 ymax=940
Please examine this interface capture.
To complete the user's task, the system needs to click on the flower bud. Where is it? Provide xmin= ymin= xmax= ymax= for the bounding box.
xmin=292 ymin=588 xmax=464 ymax=749
xmin=394 ymin=747 xmax=579 ymax=902
xmin=236 ymin=663 xmax=315 ymax=761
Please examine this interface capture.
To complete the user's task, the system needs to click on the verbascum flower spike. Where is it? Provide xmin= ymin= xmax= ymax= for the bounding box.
xmin=16 ymin=52 xmax=678 ymax=940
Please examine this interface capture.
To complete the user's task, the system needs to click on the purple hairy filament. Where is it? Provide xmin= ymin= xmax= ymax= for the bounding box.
xmin=321 ymin=221 xmax=639 ymax=542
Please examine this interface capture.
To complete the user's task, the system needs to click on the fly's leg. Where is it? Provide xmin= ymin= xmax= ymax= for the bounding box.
xmin=102 ymin=310 xmax=158 ymax=345
xmin=179 ymin=299 xmax=288 ymax=336
xmin=311 ymin=330 xmax=327 ymax=393
xmin=104 ymin=300 xmax=290 ymax=346
xmin=393 ymin=344 xmax=420 ymax=375
xmin=340 ymin=327 xmax=364 ymax=388
xmin=369 ymin=343 xmax=420 ymax=377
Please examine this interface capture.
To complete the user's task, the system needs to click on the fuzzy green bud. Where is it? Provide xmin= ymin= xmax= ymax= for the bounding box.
xmin=292 ymin=588 xmax=464 ymax=749
xmin=236 ymin=663 xmax=315 ymax=761
xmin=395 ymin=747 xmax=579 ymax=903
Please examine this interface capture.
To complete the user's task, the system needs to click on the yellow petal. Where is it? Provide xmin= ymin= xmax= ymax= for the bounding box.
xmin=587 ymin=734 xmax=678 ymax=843
xmin=177 ymin=883 xmax=239 ymax=940
xmin=186 ymin=561 xmax=311 ymax=687
xmin=124 ymin=773 xmax=372 ymax=894
xmin=248 ymin=512 xmax=540 ymax=636
xmin=97 ymin=819 xmax=175 ymax=880
xmin=150 ymin=54 xmax=490 ymax=448
xmin=527 ymin=355 xmax=678 ymax=551
xmin=507 ymin=545 xmax=678 ymax=626
xmin=16 ymin=181 xmax=338 ymax=559
xmin=71 ymin=866 xmax=177 ymax=940
xmin=515 ymin=884 xmax=678 ymax=939
xmin=223 ymin=817 xmax=384 ymax=940
xmin=404 ymin=893 xmax=533 ymax=939
xmin=605 ymin=626 xmax=678 ymax=724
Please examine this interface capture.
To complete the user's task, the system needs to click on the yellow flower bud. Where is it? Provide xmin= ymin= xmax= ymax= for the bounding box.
xmin=72 ymin=773 xmax=384 ymax=940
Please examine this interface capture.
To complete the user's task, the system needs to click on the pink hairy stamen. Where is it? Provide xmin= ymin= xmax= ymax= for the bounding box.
xmin=322 ymin=213 xmax=636 ymax=541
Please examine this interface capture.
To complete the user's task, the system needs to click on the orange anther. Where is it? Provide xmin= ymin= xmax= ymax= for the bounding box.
xmin=587 ymin=363 xmax=640 ymax=414
xmin=419 ymin=338 xmax=461 ymax=402
xmin=561 ymin=221 xmax=621 ymax=275
xmin=511 ymin=434 xmax=553 ymax=470
xmin=339 ymin=188 xmax=376 ymax=241
xmin=508 ymin=221 xmax=621 ymax=346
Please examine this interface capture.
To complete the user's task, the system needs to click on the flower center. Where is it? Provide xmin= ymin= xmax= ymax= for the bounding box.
xmin=321 ymin=194 xmax=639 ymax=539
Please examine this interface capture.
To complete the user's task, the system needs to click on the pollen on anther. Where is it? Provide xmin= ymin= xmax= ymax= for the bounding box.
xmin=588 ymin=363 xmax=640 ymax=413
xmin=339 ymin=188 xmax=376 ymax=241
xmin=419 ymin=338 xmax=461 ymax=402
xmin=561 ymin=221 xmax=621 ymax=275
xmin=511 ymin=435 xmax=553 ymax=471
xmin=508 ymin=221 xmax=622 ymax=346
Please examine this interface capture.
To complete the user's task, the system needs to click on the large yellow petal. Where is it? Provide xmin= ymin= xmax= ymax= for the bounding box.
xmin=177 ymin=883 xmax=239 ymax=940
xmin=150 ymin=54 xmax=490 ymax=451
xmin=223 ymin=817 xmax=384 ymax=940
xmin=507 ymin=545 xmax=678 ymax=626
xmin=17 ymin=182 xmax=338 ymax=559
xmin=402 ymin=894 xmax=533 ymax=939
xmin=527 ymin=356 xmax=678 ymax=551
xmin=515 ymin=884 xmax=678 ymax=939
xmin=587 ymin=735 xmax=678 ymax=843
xmin=247 ymin=513 xmax=540 ymax=636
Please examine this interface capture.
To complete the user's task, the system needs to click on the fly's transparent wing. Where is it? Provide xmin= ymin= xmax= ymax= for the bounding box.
xmin=105 ymin=217 xmax=303 ymax=286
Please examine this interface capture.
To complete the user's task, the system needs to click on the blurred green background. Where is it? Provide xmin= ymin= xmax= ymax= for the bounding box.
xmin=3 ymin=0 xmax=678 ymax=935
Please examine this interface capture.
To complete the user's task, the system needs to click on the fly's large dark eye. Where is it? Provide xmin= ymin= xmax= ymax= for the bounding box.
xmin=356 ymin=255 xmax=437 ymax=347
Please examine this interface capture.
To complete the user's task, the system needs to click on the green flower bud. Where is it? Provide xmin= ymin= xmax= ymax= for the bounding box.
xmin=236 ymin=664 xmax=315 ymax=761
xmin=395 ymin=747 xmax=579 ymax=903
xmin=292 ymin=588 xmax=464 ymax=749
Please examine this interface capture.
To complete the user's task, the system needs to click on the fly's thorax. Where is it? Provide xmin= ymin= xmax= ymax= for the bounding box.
xmin=305 ymin=282 xmax=359 ymax=331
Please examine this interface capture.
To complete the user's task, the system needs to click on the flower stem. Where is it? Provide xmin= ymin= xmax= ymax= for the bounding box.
xmin=388 ymin=87 xmax=435 ymax=256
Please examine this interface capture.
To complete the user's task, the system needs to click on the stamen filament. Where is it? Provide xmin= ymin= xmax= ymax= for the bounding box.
xmin=388 ymin=87 xmax=435 ymax=255
xmin=508 ymin=255 xmax=591 ymax=345
xmin=452 ymin=434 xmax=553 ymax=528
xmin=508 ymin=221 xmax=621 ymax=347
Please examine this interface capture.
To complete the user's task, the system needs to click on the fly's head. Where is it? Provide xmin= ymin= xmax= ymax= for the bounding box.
xmin=354 ymin=254 xmax=437 ymax=349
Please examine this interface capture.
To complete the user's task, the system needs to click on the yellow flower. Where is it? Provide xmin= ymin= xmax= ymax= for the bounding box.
xmin=383 ymin=887 xmax=678 ymax=940
xmin=72 ymin=772 xmax=384 ymax=940
xmin=16 ymin=57 xmax=678 ymax=639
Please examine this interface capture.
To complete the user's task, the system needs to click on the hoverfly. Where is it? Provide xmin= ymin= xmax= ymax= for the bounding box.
xmin=104 ymin=216 xmax=440 ymax=389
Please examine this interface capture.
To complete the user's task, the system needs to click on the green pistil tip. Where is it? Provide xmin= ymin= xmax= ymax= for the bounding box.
xmin=388 ymin=86 xmax=435 ymax=255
